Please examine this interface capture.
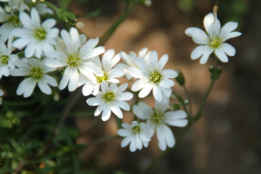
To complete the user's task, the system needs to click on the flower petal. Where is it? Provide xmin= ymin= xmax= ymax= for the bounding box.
xmin=138 ymin=83 xmax=153 ymax=98
xmin=153 ymin=85 xmax=163 ymax=102
xmin=111 ymin=106 xmax=123 ymax=119
xmin=185 ymin=27 xmax=208 ymax=44
xmin=215 ymin=48 xmax=228 ymax=63
xmin=38 ymin=80 xmax=51 ymax=95
xmin=221 ymin=43 xmax=236 ymax=56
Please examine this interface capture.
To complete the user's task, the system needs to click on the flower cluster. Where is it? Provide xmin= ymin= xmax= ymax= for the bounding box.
xmin=0 ymin=0 xmax=241 ymax=153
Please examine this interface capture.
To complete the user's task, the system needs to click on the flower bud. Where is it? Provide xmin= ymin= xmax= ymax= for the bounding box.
xmin=209 ymin=65 xmax=215 ymax=73
xmin=4 ymin=5 xmax=11 ymax=13
xmin=211 ymin=73 xmax=219 ymax=80
xmin=175 ymin=69 xmax=185 ymax=86
xmin=216 ymin=66 xmax=222 ymax=75
xmin=57 ymin=9 xmax=68 ymax=22
xmin=184 ymin=99 xmax=189 ymax=105
xmin=67 ymin=12 xmax=77 ymax=22
xmin=76 ymin=22 xmax=84 ymax=28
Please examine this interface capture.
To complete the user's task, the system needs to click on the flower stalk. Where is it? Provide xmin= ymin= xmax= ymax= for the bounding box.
xmin=98 ymin=0 xmax=139 ymax=46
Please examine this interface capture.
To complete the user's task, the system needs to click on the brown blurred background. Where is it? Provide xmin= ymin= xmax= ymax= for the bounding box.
xmin=61 ymin=0 xmax=261 ymax=173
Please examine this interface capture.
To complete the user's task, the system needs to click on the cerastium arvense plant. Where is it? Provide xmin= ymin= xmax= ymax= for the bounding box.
xmin=0 ymin=0 xmax=241 ymax=173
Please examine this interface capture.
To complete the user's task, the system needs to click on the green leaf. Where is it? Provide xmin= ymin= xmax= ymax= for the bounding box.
xmin=24 ymin=141 xmax=44 ymax=150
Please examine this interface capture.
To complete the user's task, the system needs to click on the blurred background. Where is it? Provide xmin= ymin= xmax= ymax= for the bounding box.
xmin=64 ymin=0 xmax=261 ymax=173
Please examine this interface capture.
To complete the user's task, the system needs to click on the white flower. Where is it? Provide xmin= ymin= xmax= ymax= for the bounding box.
xmin=133 ymin=96 xmax=188 ymax=151
xmin=11 ymin=8 xmax=59 ymax=58
xmin=10 ymin=58 xmax=57 ymax=98
xmin=45 ymin=27 xmax=105 ymax=92
xmin=118 ymin=121 xmax=151 ymax=152
xmin=87 ymin=81 xmax=133 ymax=121
xmin=115 ymin=47 xmax=150 ymax=80
xmin=0 ymin=4 xmax=28 ymax=42
xmin=0 ymin=41 xmax=17 ymax=78
xmin=185 ymin=13 xmax=242 ymax=64
xmin=79 ymin=49 xmax=124 ymax=96
xmin=130 ymin=51 xmax=177 ymax=102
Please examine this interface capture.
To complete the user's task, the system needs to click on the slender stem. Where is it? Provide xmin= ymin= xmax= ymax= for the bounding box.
xmin=193 ymin=58 xmax=218 ymax=121
xmin=77 ymin=117 xmax=100 ymax=137
xmin=98 ymin=1 xmax=138 ymax=46
xmin=77 ymin=9 xmax=101 ymax=18
xmin=141 ymin=123 xmax=192 ymax=174
xmin=183 ymin=86 xmax=192 ymax=116
xmin=85 ymin=135 xmax=120 ymax=149
xmin=193 ymin=80 xmax=215 ymax=121
xmin=172 ymin=91 xmax=191 ymax=119
xmin=54 ymin=89 xmax=82 ymax=135
xmin=43 ymin=89 xmax=82 ymax=152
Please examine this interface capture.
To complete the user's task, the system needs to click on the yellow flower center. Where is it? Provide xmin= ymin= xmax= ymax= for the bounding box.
xmin=67 ymin=53 xmax=81 ymax=68
xmin=7 ymin=15 xmax=22 ymax=28
xmin=209 ymin=37 xmax=222 ymax=49
xmin=150 ymin=71 xmax=162 ymax=84
xmin=30 ymin=66 xmax=43 ymax=80
xmin=102 ymin=91 xmax=115 ymax=103
xmin=0 ymin=55 xmax=9 ymax=65
xmin=34 ymin=28 xmax=46 ymax=41
xmin=151 ymin=111 xmax=164 ymax=125
xmin=96 ymin=72 xmax=109 ymax=84
xmin=132 ymin=125 xmax=141 ymax=133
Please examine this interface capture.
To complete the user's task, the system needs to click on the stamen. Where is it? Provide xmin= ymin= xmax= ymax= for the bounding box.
xmin=96 ymin=72 xmax=109 ymax=83
xmin=102 ymin=91 xmax=115 ymax=103
xmin=0 ymin=55 xmax=9 ymax=65
xmin=132 ymin=125 xmax=141 ymax=133
xmin=67 ymin=53 xmax=81 ymax=68
xmin=34 ymin=28 xmax=46 ymax=41
xmin=150 ymin=71 xmax=162 ymax=84
xmin=30 ymin=66 xmax=43 ymax=80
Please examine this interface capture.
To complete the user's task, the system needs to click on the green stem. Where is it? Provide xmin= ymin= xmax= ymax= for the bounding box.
xmin=98 ymin=1 xmax=138 ymax=46
xmin=141 ymin=123 xmax=192 ymax=174
xmin=193 ymin=58 xmax=218 ymax=121
xmin=172 ymin=91 xmax=191 ymax=120
xmin=77 ymin=117 xmax=100 ymax=137
xmin=193 ymin=80 xmax=215 ymax=122
xmin=85 ymin=135 xmax=120 ymax=149
xmin=77 ymin=9 xmax=101 ymax=18
xmin=183 ymin=86 xmax=192 ymax=116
